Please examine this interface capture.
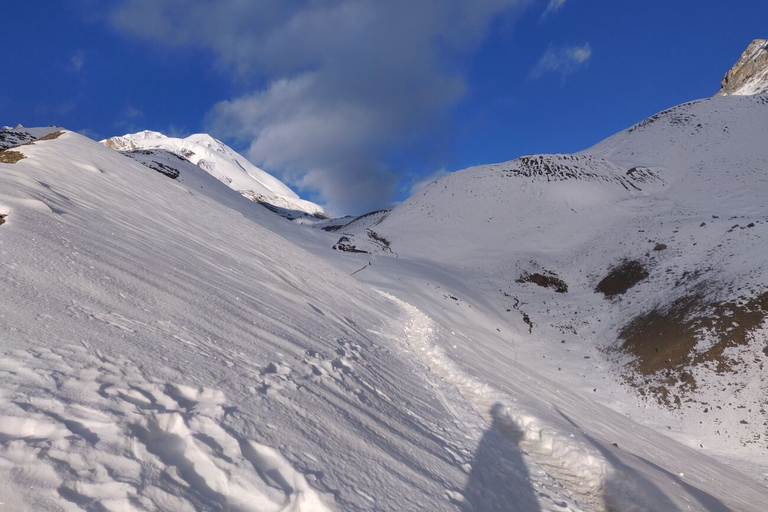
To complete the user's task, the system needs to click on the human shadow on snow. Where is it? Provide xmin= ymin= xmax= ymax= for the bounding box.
xmin=461 ymin=403 xmax=541 ymax=512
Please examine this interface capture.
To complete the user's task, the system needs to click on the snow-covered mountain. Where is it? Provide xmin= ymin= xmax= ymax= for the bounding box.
xmin=717 ymin=38 xmax=768 ymax=96
xmin=3 ymin=42 xmax=768 ymax=512
xmin=102 ymin=130 xmax=326 ymax=219
xmin=2 ymin=128 xmax=545 ymax=512
xmin=330 ymin=92 xmax=768 ymax=472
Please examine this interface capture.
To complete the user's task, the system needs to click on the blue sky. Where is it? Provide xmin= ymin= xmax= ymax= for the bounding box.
xmin=1 ymin=1 xmax=766 ymax=214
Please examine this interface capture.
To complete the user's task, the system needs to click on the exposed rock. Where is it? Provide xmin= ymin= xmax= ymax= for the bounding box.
xmin=333 ymin=236 xmax=368 ymax=253
xmin=497 ymin=154 xmax=663 ymax=192
xmin=716 ymin=39 xmax=768 ymax=96
xmin=0 ymin=127 xmax=36 ymax=151
xmin=516 ymin=271 xmax=568 ymax=293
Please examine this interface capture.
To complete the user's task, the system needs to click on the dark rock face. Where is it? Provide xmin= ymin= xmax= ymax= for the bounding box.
xmin=333 ymin=236 xmax=368 ymax=253
xmin=516 ymin=271 xmax=568 ymax=293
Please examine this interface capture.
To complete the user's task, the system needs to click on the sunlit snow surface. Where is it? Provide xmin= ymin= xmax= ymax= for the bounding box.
xmin=0 ymin=131 xmax=580 ymax=511
xmin=1 ymin=95 xmax=768 ymax=511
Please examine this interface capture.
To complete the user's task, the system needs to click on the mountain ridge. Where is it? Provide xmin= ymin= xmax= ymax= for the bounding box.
xmin=102 ymin=130 xmax=326 ymax=219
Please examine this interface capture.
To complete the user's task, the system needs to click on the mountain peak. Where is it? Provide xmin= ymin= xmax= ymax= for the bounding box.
xmin=716 ymin=38 xmax=768 ymax=96
xmin=100 ymin=130 xmax=325 ymax=217
xmin=101 ymin=130 xmax=167 ymax=150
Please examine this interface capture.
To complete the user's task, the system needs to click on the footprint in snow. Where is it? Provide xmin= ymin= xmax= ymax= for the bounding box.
xmin=0 ymin=345 xmax=333 ymax=512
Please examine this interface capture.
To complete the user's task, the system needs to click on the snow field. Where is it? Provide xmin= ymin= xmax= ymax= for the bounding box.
xmin=0 ymin=345 xmax=332 ymax=512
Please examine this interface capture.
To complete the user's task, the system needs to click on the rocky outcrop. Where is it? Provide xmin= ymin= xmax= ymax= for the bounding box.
xmin=716 ymin=39 xmax=768 ymax=96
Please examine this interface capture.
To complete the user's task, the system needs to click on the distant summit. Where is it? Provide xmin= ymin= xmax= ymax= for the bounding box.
xmin=102 ymin=131 xmax=325 ymax=218
xmin=716 ymin=39 xmax=768 ymax=96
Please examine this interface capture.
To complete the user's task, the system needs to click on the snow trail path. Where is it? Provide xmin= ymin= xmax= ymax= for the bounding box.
xmin=383 ymin=291 xmax=768 ymax=512
xmin=383 ymin=292 xmax=593 ymax=512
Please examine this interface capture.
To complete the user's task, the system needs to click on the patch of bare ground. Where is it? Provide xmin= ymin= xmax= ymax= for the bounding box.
xmin=0 ymin=131 xmax=64 ymax=164
xmin=35 ymin=130 xmax=64 ymax=142
xmin=619 ymin=286 xmax=768 ymax=406
xmin=596 ymin=259 xmax=648 ymax=297
xmin=516 ymin=270 xmax=568 ymax=293
xmin=0 ymin=214 xmax=6 ymax=225
xmin=0 ymin=150 xmax=26 ymax=164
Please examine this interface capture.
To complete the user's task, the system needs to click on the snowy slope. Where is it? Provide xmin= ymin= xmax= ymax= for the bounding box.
xmin=102 ymin=130 xmax=325 ymax=218
xmin=0 ymin=130 xmax=588 ymax=511
xmin=324 ymin=94 xmax=768 ymax=510
xmin=4 ymin=54 xmax=768 ymax=512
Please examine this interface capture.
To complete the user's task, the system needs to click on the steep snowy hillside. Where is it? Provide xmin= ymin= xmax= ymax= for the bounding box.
xmin=1 ymin=130 xmax=594 ymax=512
xmin=102 ymin=130 xmax=325 ymax=219
xmin=329 ymin=94 xmax=768 ymax=492
xmin=717 ymin=39 xmax=768 ymax=96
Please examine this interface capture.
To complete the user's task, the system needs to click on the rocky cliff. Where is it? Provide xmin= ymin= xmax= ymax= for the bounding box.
xmin=716 ymin=38 xmax=768 ymax=96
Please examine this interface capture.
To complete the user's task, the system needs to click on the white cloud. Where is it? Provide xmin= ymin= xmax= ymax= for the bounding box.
xmin=69 ymin=51 xmax=85 ymax=73
xmin=543 ymin=0 xmax=568 ymax=16
xmin=531 ymin=43 xmax=592 ymax=79
xmin=124 ymin=105 xmax=143 ymax=120
xmin=110 ymin=0 xmax=525 ymax=214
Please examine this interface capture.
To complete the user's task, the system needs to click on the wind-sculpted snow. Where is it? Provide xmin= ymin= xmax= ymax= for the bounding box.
xmin=0 ymin=345 xmax=333 ymax=512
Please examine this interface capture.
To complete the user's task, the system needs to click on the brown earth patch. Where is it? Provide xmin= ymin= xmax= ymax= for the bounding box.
xmin=0 ymin=150 xmax=26 ymax=164
xmin=0 ymin=131 xmax=64 ymax=164
xmin=0 ymin=214 xmax=6 ymax=225
xmin=619 ymin=287 xmax=768 ymax=406
xmin=596 ymin=260 xmax=648 ymax=297
xmin=516 ymin=271 xmax=568 ymax=293
xmin=35 ymin=130 xmax=64 ymax=142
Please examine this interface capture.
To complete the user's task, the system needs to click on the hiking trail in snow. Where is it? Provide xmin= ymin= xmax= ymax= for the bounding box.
xmin=383 ymin=291 xmax=594 ymax=512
